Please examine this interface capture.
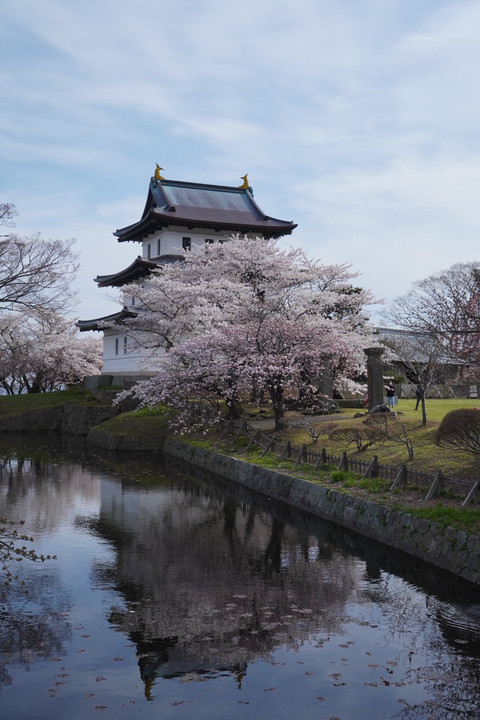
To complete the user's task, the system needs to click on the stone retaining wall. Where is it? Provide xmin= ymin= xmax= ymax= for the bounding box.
xmin=163 ymin=437 xmax=480 ymax=588
xmin=0 ymin=404 xmax=118 ymax=436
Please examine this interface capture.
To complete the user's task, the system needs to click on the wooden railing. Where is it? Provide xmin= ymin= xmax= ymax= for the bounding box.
xmin=218 ymin=420 xmax=479 ymax=507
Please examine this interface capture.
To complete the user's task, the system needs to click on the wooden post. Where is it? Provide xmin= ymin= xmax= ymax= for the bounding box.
xmin=218 ymin=420 xmax=233 ymax=441
xmin=242 ymin=429 xmax=260 ymax=453
xmin=390 ymin=464 xmax=408 ymax=491
xmin=462 ymin=481 xmax=479 ymax=507
xmin=261 ymin=439 xmax=275 ymax=457
xmin=425 ymin=470 xmax=444 ymax=501
xmin=337 ymin=451 xmax=348 ymax=471
xmin=361 ymin=455 xmax=379 ymax=480
xmin=295 ymin=444 xmax=307 ymax=466
xmin=314 ymin=448 xmax=328 ymax=470
xmin=234 ymin=420 xmax=248 ymax=438
xmin=279 ymin=440 xmax=292 ymax=461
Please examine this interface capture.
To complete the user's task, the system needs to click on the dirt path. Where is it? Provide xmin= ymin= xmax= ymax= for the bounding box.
xmin=248 ymin=411 xmax=356 ymax=430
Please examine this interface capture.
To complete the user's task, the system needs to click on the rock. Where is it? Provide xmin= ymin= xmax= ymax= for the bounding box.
xmin=369 ymin=404 xmax=391 ymax=414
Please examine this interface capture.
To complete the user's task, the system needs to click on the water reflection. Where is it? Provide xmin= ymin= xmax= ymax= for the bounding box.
xmin=93 ymin=476 xmax=362 ymax=692
xmin=0 ymin=436 xmax=480 ymax=720
xmin=0 ymin=568 xmax=72 ymax=690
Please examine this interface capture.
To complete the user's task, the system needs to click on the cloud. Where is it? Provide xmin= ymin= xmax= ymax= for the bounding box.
xmin=2 ymin=0 xmax=480 ymax=324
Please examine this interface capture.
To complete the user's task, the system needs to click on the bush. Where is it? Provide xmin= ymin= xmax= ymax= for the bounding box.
xmin=435 ymin=408 xmax=480 ymax=454
xmin=363 ymin=413 xmax=415 ymax=460
xmin=329 ymin=425 xmax=376 ymax=451
xmin=331 ymin=469 xmax=358 ymax=483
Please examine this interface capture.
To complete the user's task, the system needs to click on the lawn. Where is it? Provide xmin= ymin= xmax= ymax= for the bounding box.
xmin=0 ymin=386 xmax=115 ymax=415
xmin=200 ymin=397 xmax=480 ymax=534
xmin=281 ymin=397 xmax=480 ymax=481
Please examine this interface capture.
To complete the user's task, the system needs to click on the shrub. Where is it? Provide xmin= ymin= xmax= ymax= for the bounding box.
xmin=363 ymin=414 xmax=414 ymax=460
xmin=329 ymin=425 xmax=376 ymax=451
xmin=435 ymin=408 xmax=480 ymax=454
xmin=331 ymin=469 xmax=357 ymax=483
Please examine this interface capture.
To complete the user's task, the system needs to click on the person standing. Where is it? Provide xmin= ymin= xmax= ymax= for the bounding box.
xmin=386 ymin=383 xmax=395 ymax=407
xmin=415 ymin=383 xmax=423 ymax=410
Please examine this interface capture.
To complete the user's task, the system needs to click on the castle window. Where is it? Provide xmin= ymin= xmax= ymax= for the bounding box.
xmin=123 ymin=337 xmax=128 ymax=354
xmin=205 ymin=238 xmax=214 ymax=245
xmin=147 ymin=243 xmax=151 ymax=259
xmin=157 ymin=238 xmax=161 ymax=256
xmin=115 ymin=338 xmax=119 ymax=355
xmin=182 ymin=237 xmax=191 ymax=251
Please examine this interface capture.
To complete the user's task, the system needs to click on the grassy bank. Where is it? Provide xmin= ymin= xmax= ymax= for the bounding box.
xmin=1 ymin=390 xmax=479 ymax=534
xmin=274 ymin=398 xmax=480 ymax=480
xmin=0 ymin=386 xmax=116 ymax=415
xmin=181 ymin=397 xmax=480 ymax=535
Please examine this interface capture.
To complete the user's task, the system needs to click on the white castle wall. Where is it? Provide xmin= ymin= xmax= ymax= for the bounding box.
xmin=101 ymin=228 xmax=257 ymax=375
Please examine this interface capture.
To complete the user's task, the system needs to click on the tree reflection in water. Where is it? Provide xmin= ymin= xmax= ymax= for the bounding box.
xmin=0 ymin=569 xmax=71 ymax=689
xmin=88 ymin=482 xmax=360 ymax=694
xmin=1 ymin=439 xmax=480 ymax=719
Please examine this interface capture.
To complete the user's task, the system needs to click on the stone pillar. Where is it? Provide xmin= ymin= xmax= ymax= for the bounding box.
xmin=317 ymin=370 xmax=334 ymax=409
xmin=364 ymin=347 xmax=385 ymax=411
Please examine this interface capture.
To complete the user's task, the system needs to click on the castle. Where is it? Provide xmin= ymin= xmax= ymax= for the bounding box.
xmin=78 ymin=171 xmax=297 ymax=379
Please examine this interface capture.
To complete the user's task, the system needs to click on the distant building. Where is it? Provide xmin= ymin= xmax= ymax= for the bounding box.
xmin=78 ymin=172 xmax=297 ymax=377
xmin=377 ymin=327 xmax=470 ymax=397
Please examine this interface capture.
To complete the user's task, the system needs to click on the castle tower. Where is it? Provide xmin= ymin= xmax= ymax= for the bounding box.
xmin=78 ymin=172 xmax=297 ymax=377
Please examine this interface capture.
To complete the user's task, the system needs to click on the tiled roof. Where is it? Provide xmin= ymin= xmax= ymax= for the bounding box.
xmin=77 ymin=309 xmax=136 ymax=332
xmin=94 ymin=257 xmax=159 ymax=288
xmin=114 ymin=177 xmax=297 ymax=242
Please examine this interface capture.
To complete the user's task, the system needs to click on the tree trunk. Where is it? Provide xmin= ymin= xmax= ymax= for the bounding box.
xmin=267 ymin=383 xmax=285 ymax=431
xmin=421 ymin=395 xmax=427 ymax=426
xmin=226 ymin=400 xmax=242 ymax=420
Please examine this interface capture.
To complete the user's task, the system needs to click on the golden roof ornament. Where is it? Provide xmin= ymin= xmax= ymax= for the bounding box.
xmin=154 ymin=163 xmax=165 ymax=181
xmin=239 ymin=174 xmax=249 ymax=189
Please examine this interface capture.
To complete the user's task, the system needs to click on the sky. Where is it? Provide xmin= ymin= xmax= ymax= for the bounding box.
xmin=2 ymin=0 xmax=480 ymax=325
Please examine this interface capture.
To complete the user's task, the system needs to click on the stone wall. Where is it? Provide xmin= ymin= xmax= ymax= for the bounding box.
xmin=163 ymin=437 xmax=480 ymax=588
xmin=0 ymin=403 xmax=118 ymax=436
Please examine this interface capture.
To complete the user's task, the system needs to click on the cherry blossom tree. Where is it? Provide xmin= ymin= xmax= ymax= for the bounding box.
xmin=118 ymin=235 xmax=376 ymax=430
xmin=0 ymin=311 xmax=102 ymax=394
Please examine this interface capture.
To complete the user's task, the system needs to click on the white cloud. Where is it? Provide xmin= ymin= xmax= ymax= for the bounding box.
xmin=1 ymin=0 xmax=480 ymax=325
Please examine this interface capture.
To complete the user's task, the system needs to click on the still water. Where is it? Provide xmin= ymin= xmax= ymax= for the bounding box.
xmin=1 ymin=435 xmax=480 ymax=720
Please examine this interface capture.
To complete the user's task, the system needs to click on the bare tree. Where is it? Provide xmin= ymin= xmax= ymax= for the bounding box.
xmin=0 ymin=203 xmax=18 ymax=228
xmin=288 ymin=418 xmax=323 ymax=444
xmin=0 ymin=203 xmax=78 ymax=315
xmin=384 ymin=262 xmax=480 ymax=422
xmin=385 ymin=262 xmax=480 ymax=370
xmin=381 ymin=330 xmax=447 ymax=425
xmin=364 ymin=413 xmax=414 ymax=460
xmin=328 ymin=424 xmax=376 ymax=451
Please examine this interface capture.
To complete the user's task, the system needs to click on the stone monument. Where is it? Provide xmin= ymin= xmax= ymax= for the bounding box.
xmin=364 ymin=347 xmax=385 ymax=411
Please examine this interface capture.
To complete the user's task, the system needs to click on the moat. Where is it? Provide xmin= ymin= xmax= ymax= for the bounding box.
xmin=1 ymin=434 xmax=480 ymax=720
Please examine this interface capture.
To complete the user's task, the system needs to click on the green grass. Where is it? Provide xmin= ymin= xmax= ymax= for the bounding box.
xmin=93 ymin=407 xmax=170 ymax=436
xmin=398 ymin=504 xmax=480 ymax=535
xmin=289 ymin=398 xmax=480 ymax=481
xmin=195 ymin=398 xmax=480 ymax=536
xmin=0 ymin=386 xmax=114 ymax=415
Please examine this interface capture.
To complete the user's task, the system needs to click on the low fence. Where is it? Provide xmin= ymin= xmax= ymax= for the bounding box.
xmin=219 ymin=420 xmax=479 ymax=507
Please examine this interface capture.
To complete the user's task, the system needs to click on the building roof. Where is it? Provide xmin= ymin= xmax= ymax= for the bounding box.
xmin=114 ymin=177 xmax=297 ymax=242
xmin=95 ymin=257 xmax=160 ymax=288
xmin=77 ymin=309 xmax=136 ymax=332
xmin=377 ymin=327 xmax=462 ymax=366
